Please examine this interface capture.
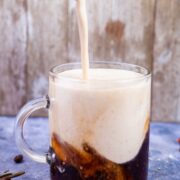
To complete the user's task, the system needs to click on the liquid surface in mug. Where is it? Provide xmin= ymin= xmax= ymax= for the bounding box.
xmin=49 ymin=68 xmax=151 ymax=180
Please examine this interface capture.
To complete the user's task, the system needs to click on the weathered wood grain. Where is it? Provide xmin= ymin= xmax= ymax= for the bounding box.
xmin=27 ymin=0 xmax=68 ymax=99
xmin=0 ymin=0 xmax=27 ymax=115
xmin=68 ymin=0 xmax=156 ymax=70
xmin=0 ymin=0 xmax=179 ymax=122
xmin=152 ymin=0 xmax=180 ymax=122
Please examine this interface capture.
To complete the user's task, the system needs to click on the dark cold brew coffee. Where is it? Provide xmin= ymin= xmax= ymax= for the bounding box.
xmin=49 ymin=131 xmax=149 ymax=180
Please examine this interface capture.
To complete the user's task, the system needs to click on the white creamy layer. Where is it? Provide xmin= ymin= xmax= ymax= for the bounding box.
xmin=49 ymin=69 xmax=151 ymax=164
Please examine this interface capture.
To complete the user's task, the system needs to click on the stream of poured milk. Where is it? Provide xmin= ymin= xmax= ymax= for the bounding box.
xmin=76 ymin=0 xmax=89 ymax=80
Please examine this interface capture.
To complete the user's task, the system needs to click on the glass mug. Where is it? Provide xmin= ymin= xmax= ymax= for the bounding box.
xmin=15 ymin=62 xmax=151 ymax=180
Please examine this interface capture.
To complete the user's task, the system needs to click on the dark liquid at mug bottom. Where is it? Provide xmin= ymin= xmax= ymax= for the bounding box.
xmin=49 ymin=132 xmax=149 ymax=180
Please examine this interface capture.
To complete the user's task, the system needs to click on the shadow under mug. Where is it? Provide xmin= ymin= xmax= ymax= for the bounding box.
xmin=15 ymin=61 xmax=151 ymax=180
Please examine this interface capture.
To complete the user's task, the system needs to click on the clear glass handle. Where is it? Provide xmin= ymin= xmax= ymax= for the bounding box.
xmin=15 ymin=96 xmax=50 ymax=163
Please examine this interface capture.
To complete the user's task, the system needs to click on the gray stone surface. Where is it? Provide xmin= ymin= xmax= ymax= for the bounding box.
xmin=0 ymin=117 xmax=180 ymax=180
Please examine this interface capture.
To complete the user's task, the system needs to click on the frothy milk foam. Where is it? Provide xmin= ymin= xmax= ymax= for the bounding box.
xmin=49 ymin=69 xmax=151 ymax=164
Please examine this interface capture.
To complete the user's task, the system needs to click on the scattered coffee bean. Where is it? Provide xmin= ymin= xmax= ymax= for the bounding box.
xmin=14 ymin=154 xmax=23 ymax=163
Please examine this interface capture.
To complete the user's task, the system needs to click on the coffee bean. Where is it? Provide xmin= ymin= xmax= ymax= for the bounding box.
xmin=14 ymin=154 xmax=23 ymax=163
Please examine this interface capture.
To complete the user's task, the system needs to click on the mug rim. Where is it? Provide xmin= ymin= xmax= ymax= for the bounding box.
xmin=49 ymin=61 xmax=151 ymax=84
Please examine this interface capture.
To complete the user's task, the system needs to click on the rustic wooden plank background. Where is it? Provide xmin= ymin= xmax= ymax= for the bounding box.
xmin=0 ymin=0 xmax=179 ymax=122
xmin=0 ymin=0 xmax=27 ymax=115
xmin=152 ymin=0 xmax=180 ymax=122
xmin=27 ymin=0 xmax=68 ymax=100
xmin=68 ymin=0 xmax=155 ymax=69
